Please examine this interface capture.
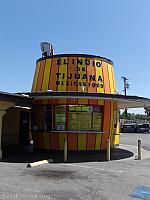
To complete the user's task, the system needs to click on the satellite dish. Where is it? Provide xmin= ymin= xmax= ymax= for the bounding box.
xmin=40 ymin=42 xmax=51 ymax=57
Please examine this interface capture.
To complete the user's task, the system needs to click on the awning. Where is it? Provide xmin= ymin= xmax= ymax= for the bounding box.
xmin=0 ymin=91 xmax=32 ymax=107
xmin=25 ymin=91 xmax=150 ymax=109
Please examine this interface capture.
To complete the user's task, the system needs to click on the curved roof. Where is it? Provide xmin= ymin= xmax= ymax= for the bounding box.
xmin=36 ymin=54 xmax=113 ymax=65
xmin=26 ymin=91 xmax=150 ymax=109
xmin=1 ymin=91 xmax=150 ymax=109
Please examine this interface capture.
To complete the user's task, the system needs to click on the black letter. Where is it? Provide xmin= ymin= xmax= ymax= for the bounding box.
xmin=75 ymin=74 xmax=80 ymax=79
xmin=57 ymin=59 xmax=61 ymax=65
xmin=92 ymin=60 xmax=95 ymax=66
xmin=96 ymin=62 xmax=101 ymax=67
xmin=67 ymin=73 xmax=72 ymax=79
xmin=77 ymin=59 xmax=82 ymax=65
xmin=90 ymin=75 xmax=95 ymax=81
xmin=98 ymin=76 xmax=103 ymax=82
xmin=64 ymin=59 xmax=68 ymax=64
xmin=85 ymin=59 xmax=90 ymax=65
xmin=77 ymin=67 xmax=80 ymax=71
xmin=74 ymin=82 xmax=78 ymax=86
xmin=56 ymin=73 xmax=61 ymax=79
xmin=82 ymin=67 xmax=86 ymax=72
xmin=82 ymin=74 xmax=87 ymax=80
xmin=92 ymin=83 xmax=96 ymax=87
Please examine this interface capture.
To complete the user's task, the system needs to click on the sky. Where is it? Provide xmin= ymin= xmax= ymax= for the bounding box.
xmin=0 ymin=0 xmax=150 ymax=114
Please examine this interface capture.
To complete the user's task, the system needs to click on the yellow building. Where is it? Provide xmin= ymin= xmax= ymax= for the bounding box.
xmin=30 ymin=53 xmax=149 ymax=151
xmin=0 ymin=49 xmax=150 ymax=159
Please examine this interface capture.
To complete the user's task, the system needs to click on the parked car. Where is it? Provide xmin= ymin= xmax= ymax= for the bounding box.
xmin=121 ymin=123 xmax=136 ymax=133
xmin=136 ymin=123 xmax=149 ymax=133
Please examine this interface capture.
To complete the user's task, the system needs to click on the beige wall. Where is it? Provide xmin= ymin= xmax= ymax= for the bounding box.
xmin=2 ymin=107 xmax=20 ymax=146
xmin=2 ymin=107 xmax=31 ymax=146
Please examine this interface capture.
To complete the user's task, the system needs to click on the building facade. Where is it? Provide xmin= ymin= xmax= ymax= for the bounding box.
xmin=31 ymin=54 xmax=120 ymax=151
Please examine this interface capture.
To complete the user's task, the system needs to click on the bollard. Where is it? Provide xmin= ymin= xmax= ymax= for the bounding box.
xmin=64 ymin=139 xmax=67 ymax=162
xmin=107 ymin=139 xmax=110 ymax=161
xmin=138 ymin=139 xmax=142 ymax=160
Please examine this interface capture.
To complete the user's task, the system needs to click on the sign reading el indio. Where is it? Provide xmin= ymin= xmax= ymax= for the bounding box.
xmin=55 ymin=57 xmax=104 ymax=88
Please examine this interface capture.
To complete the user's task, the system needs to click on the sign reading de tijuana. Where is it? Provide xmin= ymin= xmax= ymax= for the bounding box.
xmin=55 ymin=58 xmax=104 ymax=88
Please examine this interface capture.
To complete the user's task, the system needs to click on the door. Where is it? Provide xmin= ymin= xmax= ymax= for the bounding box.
xmin=19 ymin=111 xmax=30 ymax=145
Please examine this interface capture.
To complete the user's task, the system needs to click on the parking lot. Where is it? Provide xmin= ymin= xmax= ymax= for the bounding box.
xmin=0 ymin=132 xmax=150 ymax=200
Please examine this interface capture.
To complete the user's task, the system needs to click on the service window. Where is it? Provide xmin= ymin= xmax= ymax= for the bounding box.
xmin=68 ymin=105 xmax=102 ymax=131
xmin=55 ymin=106 xmax=66 ymax=131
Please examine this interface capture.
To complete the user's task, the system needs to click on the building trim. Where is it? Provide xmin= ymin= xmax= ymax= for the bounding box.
xmin=36 ymin=54 xmax=113 ymax=65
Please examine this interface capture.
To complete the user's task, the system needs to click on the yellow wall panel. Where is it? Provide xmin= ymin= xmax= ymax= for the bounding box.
xmin=78 ymin=99 xmax=88 ymax=105
xmin=77 ymin=57 xmax=87 ymax=92
xmin=78 ymin=134 xmax=87 ymax=150
xmin=95 ymin=60 xmax=104 ymax=93
xmin=98 ymin=100 xmax=104 ymax=105
xmin=95 ymin=134 xmax=102 ymax=150
xmin=108 ymin=64 xmax=115 ymax=94
xmin=111 ymin=64 xmax=117 ymax=93
xmin=59 ymin=133 xmax=67 ymax=150
xmin=58 ymin=57 xmax=68 ymax=91
xmin=32 ymin=62 xmax=40 ymax=92
xmin=42 ymin=59 xmax=52 ymax=91
xmin=114 ymin=110 xmax=120 ymax=145
xmin=43 ymin=132 xmax=50 ymax=150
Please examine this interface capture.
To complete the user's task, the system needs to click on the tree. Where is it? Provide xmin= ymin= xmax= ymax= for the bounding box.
xmin=120 ymin=111 xmax=150 ymax=121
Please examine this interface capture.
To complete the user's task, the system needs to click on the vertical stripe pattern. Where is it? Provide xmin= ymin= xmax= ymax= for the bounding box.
xmin=32 ymin=56 xmax=116 ymax=94
xmin=42 ymin=59 xmax=52 ymax=91
xmin=36 ymin=60 xmax=45 ymax=91
xmin=32 ymin=62 xmax=40 ymax=92
xmin=32 ymin=55 xmax=118 ymax=151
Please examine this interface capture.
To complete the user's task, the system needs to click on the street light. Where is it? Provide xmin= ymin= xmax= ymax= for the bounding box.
xmin=122 ymin=76 xmax=130 ymax=118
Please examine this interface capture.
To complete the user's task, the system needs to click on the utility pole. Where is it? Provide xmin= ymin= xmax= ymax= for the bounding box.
xmin=122 ymin=76 xmax=129 ymax=118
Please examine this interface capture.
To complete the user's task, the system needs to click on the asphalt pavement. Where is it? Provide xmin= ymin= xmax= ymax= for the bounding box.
xmin=0 ymin=132 xmax=150 ymax=200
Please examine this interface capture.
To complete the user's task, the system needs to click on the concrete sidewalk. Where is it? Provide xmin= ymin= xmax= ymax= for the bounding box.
xmin=1 ymin=143 xmax=150 ymax=164
xmin=118 ymin=143 xmax=150 ymax=160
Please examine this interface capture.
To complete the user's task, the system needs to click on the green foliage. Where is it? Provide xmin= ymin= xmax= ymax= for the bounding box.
xmin=120 ymin=111 xmax=150 ymax=121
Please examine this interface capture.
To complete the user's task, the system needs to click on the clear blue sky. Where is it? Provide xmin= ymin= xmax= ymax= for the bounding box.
xmin=0 ymin=0 xmax=150 ymax=113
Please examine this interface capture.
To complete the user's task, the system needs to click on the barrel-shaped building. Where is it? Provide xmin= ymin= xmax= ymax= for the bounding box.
xmin=31 ymin=54 xmax=120 ymax=151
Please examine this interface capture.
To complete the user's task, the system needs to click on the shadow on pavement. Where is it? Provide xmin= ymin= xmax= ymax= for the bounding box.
xmin=1 ymin=145 xmax=134 ymax=163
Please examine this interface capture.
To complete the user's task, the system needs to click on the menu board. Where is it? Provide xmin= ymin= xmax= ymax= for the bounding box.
xmin=55 ymin=106 xmax=66 ymax=113
xmin=78 ymin=113 xmax=92 ymax=130
xmin=55 ymin=106 xmax=66 ymax=130
xmin=92 ymin=113 xmax=102 ymax=131
xmin=69 ymin=112 xmax=79 ymax=130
